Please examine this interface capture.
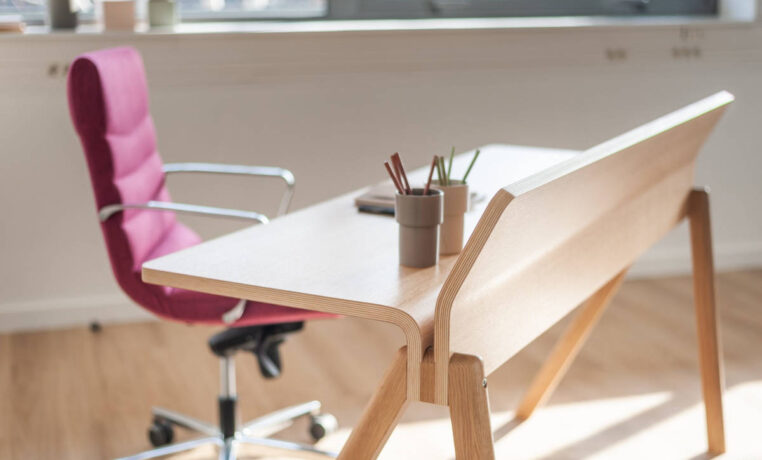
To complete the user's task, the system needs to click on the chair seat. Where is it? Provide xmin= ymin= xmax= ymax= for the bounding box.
xmin=151 ymin=286 xmax=336 ymax=326
xmin=141 ymin=220 xmax=336 ymax=326
xmin=234 ymin=300 xmax=337 ymax=327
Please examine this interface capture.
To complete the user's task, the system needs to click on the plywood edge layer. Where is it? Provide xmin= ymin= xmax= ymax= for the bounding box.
xmin=433 ymin=189 xmax=515 ymax=405
xmin=142 ymin=267 xmax=425 ymax=399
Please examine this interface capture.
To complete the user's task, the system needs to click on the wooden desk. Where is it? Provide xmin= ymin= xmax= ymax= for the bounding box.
xmin=142 ymin=144 xmax=578 ymax=401
xmin=142 ymin=92 xmax=732 ymax=460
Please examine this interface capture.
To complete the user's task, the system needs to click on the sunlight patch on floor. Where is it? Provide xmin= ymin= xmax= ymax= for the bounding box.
xmin=316 ymin=381 xmax=762 ymax=460
xmin=164 ymin=380 xmax=762 ymax=459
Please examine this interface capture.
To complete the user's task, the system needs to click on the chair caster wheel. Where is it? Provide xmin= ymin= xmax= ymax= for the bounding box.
xmin=309 ymin=413 xmax=338 ymax=441
xmin=148 ymin=417 xmax=174 ymax=447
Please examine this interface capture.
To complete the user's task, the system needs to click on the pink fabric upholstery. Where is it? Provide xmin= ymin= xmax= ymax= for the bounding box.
xmin=67 ymin=47 xmax=333 ymax=326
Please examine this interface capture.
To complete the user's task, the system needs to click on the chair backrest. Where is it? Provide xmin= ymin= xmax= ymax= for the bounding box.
xmin=67 ymin=46 xmax=202 ymax=313
xmin=432 ymin=91 xmax=733 ymax=404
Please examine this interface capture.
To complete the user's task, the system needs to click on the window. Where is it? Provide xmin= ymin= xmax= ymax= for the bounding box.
xmin=0 ymin=0 xmax=326 ymax=23
xmin=328 ymin=0 xmax=718 ymax=19
xmin=177 ymin=0 xmax=324 ymax=20
xmin=0 ymin=0 xmax=718 ymax=25
xmin=1 ymin=0 xmax=46 ymax=19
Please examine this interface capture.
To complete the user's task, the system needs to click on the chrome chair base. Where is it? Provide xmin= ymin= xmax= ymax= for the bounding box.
xmin=116 ymin=328 xmax=337 ymax=460
xmin=117 ymin=401 xmax=337 ymax=460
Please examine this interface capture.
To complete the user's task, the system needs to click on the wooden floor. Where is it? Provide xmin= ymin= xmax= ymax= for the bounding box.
xmin=1 ymin=270 xmax=761 ymax=459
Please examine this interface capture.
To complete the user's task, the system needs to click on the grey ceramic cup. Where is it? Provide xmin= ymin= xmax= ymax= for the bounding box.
xmin=432 ymin=180 xmax=470 ymax=255
xmin=47 ymin=0 xmax=78 ymax=29
xmin=395 ymin=188 xmax=443 ymax=268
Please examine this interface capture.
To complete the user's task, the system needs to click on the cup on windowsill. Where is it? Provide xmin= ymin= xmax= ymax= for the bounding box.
xmin=432 ymin=179 xmax=469 ymax=255
xmin=102 ymin=0 xmax=136 ymax=31
xmin=395 ymin=188 xmax=443 ymax=268
xmin=47 ymin=0 xmax=78 ymax=29
xmin=148 ymin=0 xmax=178 ymax=27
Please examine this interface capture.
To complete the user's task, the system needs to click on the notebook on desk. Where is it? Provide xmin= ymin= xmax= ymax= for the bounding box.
xmin=355 ymin=184 xmax=485 ymax=216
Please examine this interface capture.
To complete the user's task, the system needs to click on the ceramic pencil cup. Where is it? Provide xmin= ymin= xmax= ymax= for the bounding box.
xmin=432 ymin=180 xmax=470 ymax=255
xmin=395 ymin=188 xmax=443 ymax=268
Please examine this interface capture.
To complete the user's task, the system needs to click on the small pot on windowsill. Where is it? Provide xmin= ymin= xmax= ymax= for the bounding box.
xmin=148 ymin=0 xmax=178 ymax=28
xmin=102 ymin=0 xmax=136 ymax=31
xmin=47 ymin=0 xmax=78 ymax=29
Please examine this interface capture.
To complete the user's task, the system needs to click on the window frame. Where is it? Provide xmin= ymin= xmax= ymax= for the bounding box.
xmin=0 ymin=0 xmax=723 ymax=26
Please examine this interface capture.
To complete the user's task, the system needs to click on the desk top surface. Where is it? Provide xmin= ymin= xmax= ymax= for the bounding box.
xmin=143 ymin=144 xmax=577 ymax=333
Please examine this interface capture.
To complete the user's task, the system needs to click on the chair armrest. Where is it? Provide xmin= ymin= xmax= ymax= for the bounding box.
xmin=162 ymin=162 xmax=295 ymax=216
xmin=98 ymin=201 xmax=269 ymax=224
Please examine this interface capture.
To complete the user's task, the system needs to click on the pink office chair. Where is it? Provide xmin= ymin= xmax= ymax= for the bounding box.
xmin=67 ymin=46 xmax=338 ymax=460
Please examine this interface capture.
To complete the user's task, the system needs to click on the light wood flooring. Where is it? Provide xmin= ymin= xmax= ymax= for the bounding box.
xmin=1 ymin=270 xmax=760 ymax=459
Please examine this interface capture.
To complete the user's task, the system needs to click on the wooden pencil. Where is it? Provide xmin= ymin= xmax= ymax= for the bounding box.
xmin=423 ymin=155 xmax=437 ymax=195
xmin=392 ymin=152 xmax=411 ymax=194
xmin=384 ymin=161 xmax=405 ymax=194
xmin=393 ymin=160 xmax=407 ymax=194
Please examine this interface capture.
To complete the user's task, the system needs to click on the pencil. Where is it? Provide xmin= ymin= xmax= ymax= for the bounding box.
xmin=447 ymin=146 xmax=454 ymax=185
xmin=423 ymin=155 xmax=437 ymax=195
xmin=462 ymin=149 xmax=481 ymax=184
xmin=384 ymin=161 xmax=405 ymax=194
xmin=392 ymin=153 xmax=411 ymax=194
xmin=438 ymin=156 xmax=448 ymax=186
xmin=393 ymin=160 xmax=407 ymax=195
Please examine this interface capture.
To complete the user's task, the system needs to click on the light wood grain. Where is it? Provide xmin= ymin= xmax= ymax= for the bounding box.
xmin=2 ymin=270 xmax=761 ymax=459
xmin=0 ymin=333 xmax=11 ymax=460
xmin=342 ymin=348 xmax=497 ymax=460
xmin=338 ymin=347 xmax=409 ymax=460
xmin=142 ymin=144 xmax=577 ymax=400
xmin=516 ymin=268 xmax=628 ymax=420
xmin=448 ymin=354 xmax=495 ymax=460
xmin=140 ymin=93 xmax=735 ymax=457
xmin=433 ymin=91 xmax=734 ymax=404
xmin=688 ymin=188 xmax=726 ymax=454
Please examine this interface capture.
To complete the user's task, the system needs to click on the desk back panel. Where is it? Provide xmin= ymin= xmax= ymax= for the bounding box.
xmin=432 ymin=92 xmax=733 ymax=404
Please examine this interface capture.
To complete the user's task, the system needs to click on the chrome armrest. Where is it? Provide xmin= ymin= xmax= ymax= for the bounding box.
xmin=162 ymin=162 xmax=295 ymax=216
xmin=98 ymin=201 xmax=269 ymax=224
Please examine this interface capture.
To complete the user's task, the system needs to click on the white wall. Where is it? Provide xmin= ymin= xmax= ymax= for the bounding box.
xmin=1 ymin=20 xmax=761 ymax=331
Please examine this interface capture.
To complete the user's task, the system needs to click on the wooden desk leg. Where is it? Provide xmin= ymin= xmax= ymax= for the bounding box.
xmin=449 ymin=354 xmax=495 ymax=460
xmin=516 ymin=269 xmax=628 ymax=420
xmin=338 ymin=347 xmax=409 ymax=460
xmin=689 ymin=188 xmax=726 ymax=455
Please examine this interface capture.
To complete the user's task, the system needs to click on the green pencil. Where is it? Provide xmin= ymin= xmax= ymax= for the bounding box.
xmin=446 ymin=147 xmax=454 ymax=185
xmin=462 ymin=149 xmax=481 ymax=184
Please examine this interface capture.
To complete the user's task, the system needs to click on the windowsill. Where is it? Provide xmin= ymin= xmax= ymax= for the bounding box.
xmin=9 ymin=14 xmax=760 ymax=39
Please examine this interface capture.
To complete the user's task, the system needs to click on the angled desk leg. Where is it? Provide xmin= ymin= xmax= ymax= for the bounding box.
xmin=689 ymin=188 xmax=726 ymax=455
xmin=449 ymin=354 xmax=495 ymax=460
xmin=338 ymin=348 xmax=496 ymax=460
xmin=516 ymin=269 xmax=628 ymax=420
xmin=338 ymin=348 xmax=409 ymax=460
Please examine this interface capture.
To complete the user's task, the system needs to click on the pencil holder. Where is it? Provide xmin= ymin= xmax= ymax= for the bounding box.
xmin=432 ymin=180 xmax=470 ymax=255
xmin=395 ymin=188 xmax=443 ymax=268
